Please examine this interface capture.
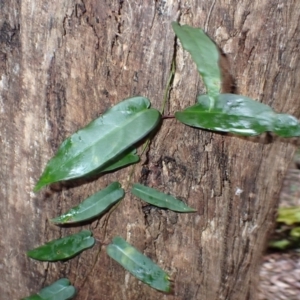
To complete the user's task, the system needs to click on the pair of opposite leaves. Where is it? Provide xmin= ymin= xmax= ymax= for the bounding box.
xmin=25 ymin=236 xmax=171 ymax=299
xmin=27 ymin=182 xmax=195 ymax=295
xmin=28 ymin=182 xmax=195 ymax=259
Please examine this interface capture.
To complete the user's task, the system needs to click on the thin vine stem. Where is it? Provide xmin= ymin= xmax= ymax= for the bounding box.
xmin=163 ymin=115 xmax=175 ymax=119
xmin=160 ymin=59 xmax=176 ymax=115
xmin=102 ymin=56 xmax=177 ymax=240
xmin=83 ymin=57 xmax=177 ymax=288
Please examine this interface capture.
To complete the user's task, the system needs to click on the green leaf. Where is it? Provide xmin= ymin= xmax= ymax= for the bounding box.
xmin=22 ymin=296 xmax=42 ymax=300
xmin=51 ymin=182 xmax=124 ymax=224
xmin=277 ymin=207 xmax=300 ymax=225
xmin=273 ymin=114 xmax=300 ymax=137
xmin=22 ymin=278 xmax=76 ymax=300
xmin=172 ymin=22 xmax=221 ymax=100
xmin=27 ymin=230 xmax=95 ymax=261
xmin=106 ymin=237 xmax=171 ymax=292
xmin=34 ymin=97 xmax=161 ymax=191
xmin=99 ymin=148 xmax=140 ymax=173
xmin=131 ymin=183 xmax=196 ymax=213
xmin=268 ymin=239 xmax=291 ymax=250
xmin=176 ymin=94 xmax=300 ymax=137
xmin=290 ymin=227 xmax=300 ymax=238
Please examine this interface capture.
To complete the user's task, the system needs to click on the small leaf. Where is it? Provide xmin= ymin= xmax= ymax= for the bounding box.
xmin=34 ymin=97 xmax=161 ymax=191
xmin=277 ymin=207 xmax=300 ymax=225
xmin=107 ymin=237 xmax=171 ymax=292
xmin=268 ymin=239 xmax=291 ymax=250
xmin=27 ymin=230 xmax=95 ymax=261
xmin=290 ymin=227 xmax=300 ymax=238
xmin=172 ymin=22 xmax=221 ymax=100
xmin=131 ymin=183 xmax=196 ymax=213
xmin=51 ymin=182 xmax=124 ymax=224
xmin=22 ymin=278 xmax=76 ymax=300
xmin=99 ymin=148 xmax=140 ymax=173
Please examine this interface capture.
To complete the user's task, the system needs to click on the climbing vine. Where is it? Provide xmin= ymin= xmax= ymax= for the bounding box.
xmin=22 ymin=22 xmax=300 ymax=299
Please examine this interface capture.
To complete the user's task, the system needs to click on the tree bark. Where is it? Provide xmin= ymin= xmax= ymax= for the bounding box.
xmin=1 ymin=1 xmax=300 ymax=299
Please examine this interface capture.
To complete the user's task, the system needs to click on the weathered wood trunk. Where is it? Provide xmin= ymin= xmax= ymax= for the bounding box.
xmin=1 ymin=1 xmax=300 ymax=299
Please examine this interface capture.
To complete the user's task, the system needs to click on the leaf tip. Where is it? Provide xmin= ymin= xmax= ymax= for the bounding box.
xmin=49 ymin=218 xmax=61 ymax=224
xmin=33 ymin=183 xmax=42 ymax=192
xmin=33 ymin=177 xmax=49 ymax=192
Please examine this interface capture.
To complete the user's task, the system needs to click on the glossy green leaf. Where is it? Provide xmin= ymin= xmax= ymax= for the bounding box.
xmin=22 ymin=278 xmax=76 ymax=300
xmin=273 ymin=114 xmax=300 ymax=137
xmin=27 ymin=230 xmax=95 ymax=261
xmin=107 ymin=237 xmax=170 ymax=292
xmin=51 ymin=182 xmax=124 ymax=224
xmin=131 ymin=183 xmax=196 ymax=212
xmin=99 ymin=148 xmax=140 ymax=173
xmin=277 ymin=207 xmax=300 ymax=225
xmin=172 ymin=22 xmax=221 ymax=100
xmin=34 ymin=97 xmax=161 ymax=191
xmin=176 ymin=94 xmax=300 ymax=136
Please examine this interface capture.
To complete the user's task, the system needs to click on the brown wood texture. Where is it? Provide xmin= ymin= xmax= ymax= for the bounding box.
xmin=1 ymin=1 xmax=300 ymax=299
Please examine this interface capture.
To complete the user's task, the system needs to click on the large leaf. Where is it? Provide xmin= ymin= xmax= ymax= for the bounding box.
xmin=27 ymin=230 xmax=95 ymax=261
xmin=34 ymin=97 xmax=161 ymax=191
xmin=107 ymin=237 xmax=171 ymax=292
xmin=22 ymin=278 xmax=76 ymax=300
xmin=51 ymin=182 xmax=124 ymax=224
xmin=172 ymin=22 xmax=221 ymax=100
xmin=131 ymin=183 xmax=196 ymax=212
xmin=176 ymin=94 xmax=300 ymax=136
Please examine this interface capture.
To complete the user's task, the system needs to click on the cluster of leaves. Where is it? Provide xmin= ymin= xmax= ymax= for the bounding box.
xmin=269 ymin=207 xmax=300 ymax=251
xmin=23 ymin=22 xmax=300 ymax=299
xmin=172 ymin=23 xmax=300 ymax=137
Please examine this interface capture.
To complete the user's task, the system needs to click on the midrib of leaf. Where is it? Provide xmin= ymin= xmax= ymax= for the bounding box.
xmin=173 ymin=23 xmax=221 ymax=99
xmin=134 ymin=187 xmax=162 ymax=203
xmin=70 ymin=190 xmax=122 ymax=216
xmin=40 ymin=285 xmax=66 ymax=296
xmin=179 ymin=110 xmax=275 ymax=123
xmin=111 ymin=243 xmax=148 ymax=271
xmin=67 ymin=109 xmax=148 ymax=164
xmin=134 ymin=186 xmax=193 ymax=211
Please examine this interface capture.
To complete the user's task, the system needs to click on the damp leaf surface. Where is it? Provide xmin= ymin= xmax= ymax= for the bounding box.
xmin=107 ymin=237 xmax=171 ymax=292
xmin=22 ymin=278 xmax=76 ymax=300
xmin=172 ymin=22 xmax=221 ymax=100
xmin=34 ymin=97 xmax=160 ymax=191
xmin=176 ymin=94 xmax=300 ymax=136
xmin=27 ymin=230 xmax=95 ymax=261
xmin=99 ymin=148 xmax=140 ymax=173
xmin=51 ymin=182 xmax=124 ymax=224
xmin=131 ymin=183 xmax=196 ymax=212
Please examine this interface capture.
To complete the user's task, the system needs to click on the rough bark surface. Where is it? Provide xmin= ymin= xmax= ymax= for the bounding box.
xmin=1 ymin=1 xmax=300 ymax=299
